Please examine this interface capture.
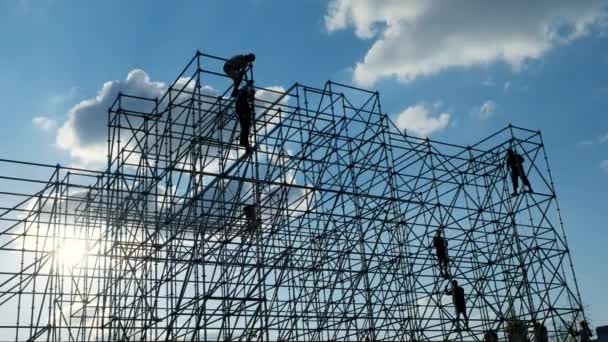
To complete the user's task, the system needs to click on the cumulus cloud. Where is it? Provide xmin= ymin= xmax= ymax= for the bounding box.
xmin=472 ymin=100 xmax=497 ymax=120
xmin=32 ymin=116 xmax=56 ymax=131
xmin=54 ymin=67 xmax=290 ymax=169
xmin=394 ymin=103 xmax=450 ymax=137
xmin=56 ymin=70 xmax=166 ymax=165
xmin=325 ymin=0 xmax=608 ymax=85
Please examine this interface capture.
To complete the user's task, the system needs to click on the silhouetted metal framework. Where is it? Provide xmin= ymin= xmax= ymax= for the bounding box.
xmin=0 ymin=52 xmax=587 ymax=341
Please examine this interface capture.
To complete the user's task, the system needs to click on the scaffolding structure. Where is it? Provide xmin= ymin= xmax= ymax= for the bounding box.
xmin=0 ymin=52 xmax=586 ymax=341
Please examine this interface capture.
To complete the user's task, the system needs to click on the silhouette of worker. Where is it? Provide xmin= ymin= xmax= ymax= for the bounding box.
xmin=533 ymin=321 xmax=548 ymax=342
xmin=235 ymin=82 xmax=255 ymax=154
xmin=484 ymin=330 xmax=498 ymax=342
xmin=432 ymin=229 xmax=449 ymax=278
xmin=577 ymin=321 xmax=593 ymax=342
xmin=505 ymin=148 xmax=533 ymax=196
xmin=243 ymin=204 xmax=258 ymax=234
xmin=445 ymin=280 xmax=469 ymax=330
xmin=223 ymin=53 xmax=256 ymax=97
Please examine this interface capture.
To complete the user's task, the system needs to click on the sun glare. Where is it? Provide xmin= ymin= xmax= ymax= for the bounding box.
xmin=55 ymin=239 xmax=88 ymax=268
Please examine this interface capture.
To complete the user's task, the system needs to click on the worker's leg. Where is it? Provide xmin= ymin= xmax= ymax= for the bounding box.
xmin=440 ymin=259 xmax=449 ymax=278
xmin=237 ymin=108 xmax=252 ymax=149
xmin=455 ymin=310 xmax=461 ymax=330
xmin=461 ymin=307 xmax=469 ymax=328
xmin=443 ymin=255 xmax=450 ymax=277
xmin=239 ymin=120 xmax=249 ymax=147
xmin=511 ymin=171 xmax=519 ymax=195
xmin=518 ymin=166 xmax=533 ymax=192
xmin=437 ymin=252 xmax=447 ymax=277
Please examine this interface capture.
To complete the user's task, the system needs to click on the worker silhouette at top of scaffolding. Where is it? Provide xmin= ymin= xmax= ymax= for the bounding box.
xmin=223 ymin=53 xmax=256 ymax=97
xmin=505 ymin=148 xmax=533 ymax=196
xmin=235 ymin=81 xmax=255 ymax=154
xmin=445 ymin=280 xmax=469 ymax=331
xmin=432 ymin=229 xmax=450 ymax=278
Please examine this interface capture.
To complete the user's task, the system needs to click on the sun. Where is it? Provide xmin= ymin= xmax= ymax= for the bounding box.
xmin=55 ymin=239 xmax=88 ymax=268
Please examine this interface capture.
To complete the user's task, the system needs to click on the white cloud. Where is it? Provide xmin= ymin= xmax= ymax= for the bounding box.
xmin=599 ymin=132 xmax=608 ymax=144
xmin=56 ymin=70 xmax=167 ymax=165
xmin=394 ymin=103 xmax=450 ymax=137
xmin=32 ymin=116 xmax=56 ymax=131
xmin=325 ymin=1 xmax=608 ymax=85
xmin=601 ymin=160 xmax=608 ymax=173
xmin=54 ymin=69 xmax=289 ymax=167
xmin=472 ymin=100 xmax=497 ymax=120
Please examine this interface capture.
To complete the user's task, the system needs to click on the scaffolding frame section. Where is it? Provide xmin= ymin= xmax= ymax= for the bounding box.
xmin=0 ymin=51 xmax=586 ymax=341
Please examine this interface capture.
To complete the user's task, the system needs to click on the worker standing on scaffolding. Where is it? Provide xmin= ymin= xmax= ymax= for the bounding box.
xmin=505 ymin=148 xmax=533 ymax=196
xmin=432 ymin=229 xmax=449 ymax=278
xmin=223 ymin=53 xmax=256 ymax=97
xmin=445 ymin=280 xmax=469 ymax=330
xmin=235 ymin=81 xmax=255 ymax=154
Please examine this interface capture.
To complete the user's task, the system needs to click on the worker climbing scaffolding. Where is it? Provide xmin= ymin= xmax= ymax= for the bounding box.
xmin=505 ymin=147 xmax=533 ymax=196
xmin=235 ymin=81 xmax=255 ymax=154
xmin=243 ymin=204 xmax=258 ymax=236
xmin=445 ymin=280 xmax=469 ymax=331
xmin=432 ymin=229 xmax=449 ymax=278
xmin=223 ymin=53 xmax=256 ymax=97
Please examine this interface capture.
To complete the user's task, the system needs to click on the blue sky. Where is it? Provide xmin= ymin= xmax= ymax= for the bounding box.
xmin=1 ymin=0 xmax=607 ymax=327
